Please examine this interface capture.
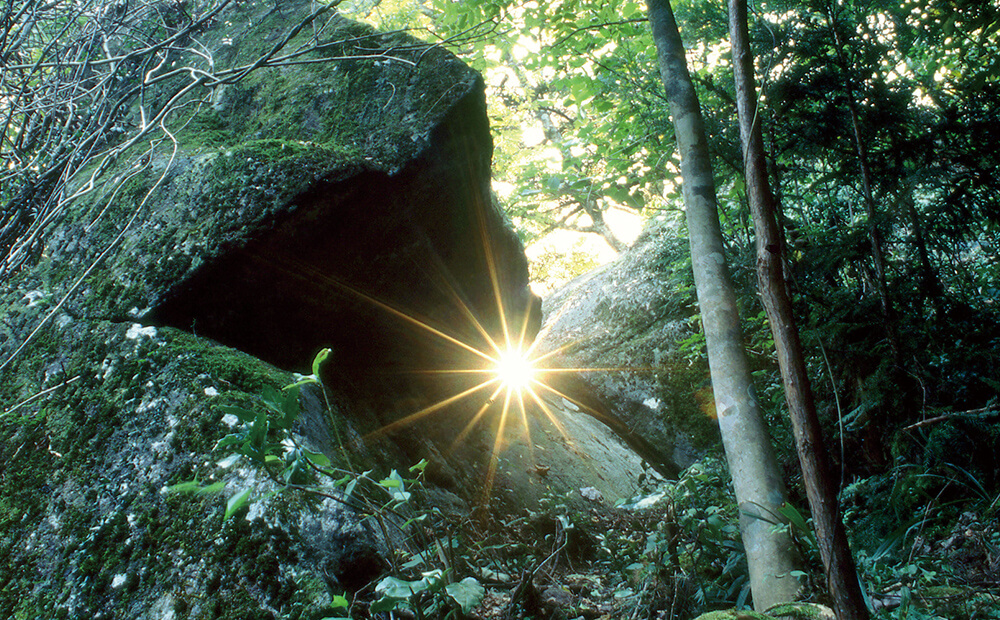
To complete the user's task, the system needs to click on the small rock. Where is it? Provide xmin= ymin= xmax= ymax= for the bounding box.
xmin=541 ymin=585 xmax=574 ymax=609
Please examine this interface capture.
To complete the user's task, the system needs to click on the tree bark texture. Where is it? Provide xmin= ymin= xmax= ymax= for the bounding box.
xmin=727 ymin=1 xmax=870 ymax=618
xmin=646 ymin=0 xmax=802 ymax=611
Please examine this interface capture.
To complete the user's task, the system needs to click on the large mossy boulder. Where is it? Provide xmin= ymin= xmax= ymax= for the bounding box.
xmin=44 ymin=1 xmax=532 ymax=376
xmin=7 ymin=0 xmax=542 ymax=487
xmin=0 ymin=314 xmax=385 ymax=618
xmin=0 ymin=3 xmax=656 ymax=617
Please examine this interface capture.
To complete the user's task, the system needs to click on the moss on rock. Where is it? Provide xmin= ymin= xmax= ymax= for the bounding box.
xmin=0 ymin=279 xmax=370 ymax=618
xmin=693 ymin=603 xmax=835 ymax=620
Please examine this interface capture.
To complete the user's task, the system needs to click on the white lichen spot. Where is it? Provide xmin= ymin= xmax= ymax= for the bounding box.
xmin=221 ymin=413 xmax=239 ymax=427
xmin=137 ymin=397 xmax=165 ymax=414
xmin=151 ymin=439 xmax=171 ymax=459
xmin=204 ymin=387 xmax=219 ymax=397
xmin=125 ymin=323 xmax=157 ymax=340
xmin=111 ymin=573 xmax=127 ymax=589
xmin=580 ymin=487 xmax=603 ymax=502
xmin=642 ymin=397 xmax=661 ymax=410
xmin=23 ymin=290 xmax=48 ymax=307
xmin=99 ymin=358 xmax=115 ymax=381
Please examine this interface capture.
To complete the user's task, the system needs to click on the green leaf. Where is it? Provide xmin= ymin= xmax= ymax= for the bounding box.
xmin=248 ymin=409 xmax=269 ymax=452
xmin=376 ymin=575 xmax=426 ymax=599
xmin=369 ymin=597 xmax=405 ymax=614
xmin=402 ymin=513 xmax=429 ymax=529
xmin=261 ymin=385 xmax=283 ymax=411
xmin=445 ymin=577 xmax=485 ymax=614
xmin=304 ymin=449 xmax=331 ymax=468
xmin=215 ymin=434 xmax=247 ymax=450
xmin=166 ymin=480 xmax=204 ymax=494
xmin=199 ymin=480 xmax=226 ymax=495
xmin=380 ymin=470 xmax=410 ymax=502
xmin=224 ymin=488 xmax=253 ymax=521
xmin=330 ymin=594 xmax=349 ymax=609
xmin=778 ymin=502 xmax=817 ymax=547
xmin=277 ymin=383 xmax=301 ymax=429
xmin=312 ymin=347 xmax=331 ymax=378
xmin=219 ymin=405 xmax=257 ymax=424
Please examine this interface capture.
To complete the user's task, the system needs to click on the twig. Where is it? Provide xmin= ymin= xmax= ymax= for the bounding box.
xmin=2 ymin=375 xmax=81 ymax=416
xmin=901 ymin=404 xmax=999 ymax=431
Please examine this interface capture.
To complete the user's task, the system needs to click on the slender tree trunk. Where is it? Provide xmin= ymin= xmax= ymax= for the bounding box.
xmin=727 ymin=2 xmax=870 ymax=619
xmin=901 ymin=190 xmax=944 ymax=318
xmin=826 ymin=4 xmax=900 ymax=364
xmin=646 ymin=0 xmax=801 ymax=611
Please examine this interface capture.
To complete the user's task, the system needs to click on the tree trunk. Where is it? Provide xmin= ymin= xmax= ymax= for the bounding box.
xmin=646 ymin=0 xmax=802 ymax=611
xmin=727 ymin=2 xmax=870 ymax=618
xmin=826 ymin=4 xmax=900 ymax=364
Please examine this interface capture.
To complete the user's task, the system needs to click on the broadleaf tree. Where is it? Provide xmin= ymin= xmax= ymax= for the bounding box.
xmin=726 ymin=0 xmax=868 ymax=616
xmin=646 ymin=0 xmax=802 ymax=611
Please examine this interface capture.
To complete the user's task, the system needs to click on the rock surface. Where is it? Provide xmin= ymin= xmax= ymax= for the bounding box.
xmin=0 ymin=3 xmax=663 ymax=617
xmin=535 ymin=219 xmax=721 ymax=476
xmin=0 ymin=317 xmax=384 ymax=618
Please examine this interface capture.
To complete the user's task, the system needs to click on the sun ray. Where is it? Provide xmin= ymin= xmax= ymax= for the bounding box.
xmin=412 ymin=251 xmax=507 ymax=358
xmin=480 ymin=388 xmax=514 ymax=506
xmin=366 ymin=376 xmax=501 ymax=439
xmin=515 ymin=386 xmax=535 ymax=461
xmin=244 ymin=232 xmax=663 ymax=507
xmin=451 ymin=383 xmax=507 ymax=451
xmin=258 ymin=252 xmax=502 ymax=366
xmin=524 ymin=386 xmax=570 ymax=440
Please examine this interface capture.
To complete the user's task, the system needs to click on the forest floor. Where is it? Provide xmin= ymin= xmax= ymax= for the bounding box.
xmin=382 ymin=484 xmax=1000 ymax=620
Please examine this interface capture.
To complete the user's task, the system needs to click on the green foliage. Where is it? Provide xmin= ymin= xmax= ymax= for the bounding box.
xmin=182 ymin=348 xmax=488 ymax=619
xmin=527 ymin=239 xmax=602 ymax=293
xmin=372 ymin=571 xmax=485 ymax=618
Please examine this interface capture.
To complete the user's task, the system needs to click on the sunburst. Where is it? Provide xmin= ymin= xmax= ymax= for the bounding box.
xmin=258 ymin=245 xmax=641 ymax=503
xmin=248 ymin=197 xmax=645 ymax=504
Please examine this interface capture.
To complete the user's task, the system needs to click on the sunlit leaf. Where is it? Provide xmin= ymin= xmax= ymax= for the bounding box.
xmin=224 ymin=488 xmax=253 ymax=521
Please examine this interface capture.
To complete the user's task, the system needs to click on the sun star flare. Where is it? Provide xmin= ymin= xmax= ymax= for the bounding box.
xmin=493 ymin=347 xmax=536 ymax=392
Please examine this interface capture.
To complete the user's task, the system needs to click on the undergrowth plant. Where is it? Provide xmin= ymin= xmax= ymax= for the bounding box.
xmin=173 ymin=348 xmax=487 ymax=619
